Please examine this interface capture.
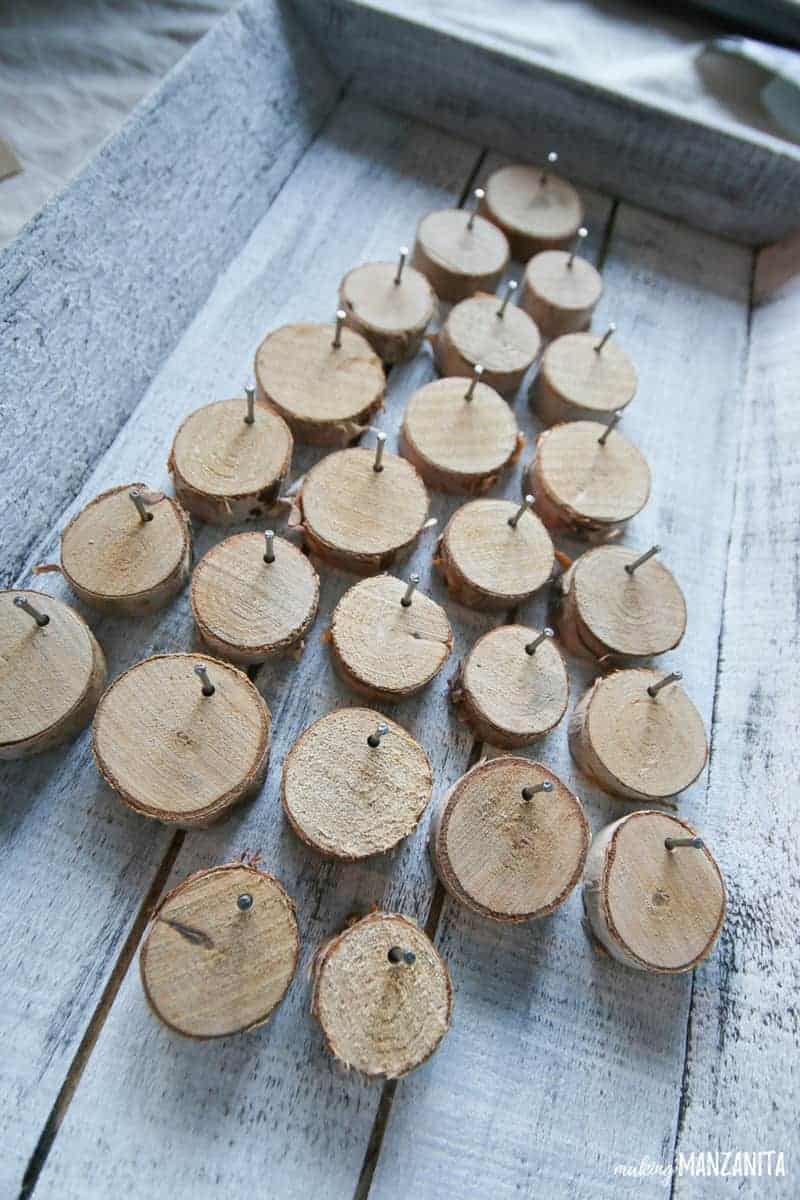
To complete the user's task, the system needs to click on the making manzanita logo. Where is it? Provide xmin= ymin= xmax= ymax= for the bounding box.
xmin=614 ymin=1151 xmax=787 ymax=1186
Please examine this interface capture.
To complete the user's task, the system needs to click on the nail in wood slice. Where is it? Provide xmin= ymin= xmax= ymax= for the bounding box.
xmin=282 ymin=708 xmax=432 ymax=859
xmin=521 ymin=249 xmax=603 ymax=338
xmin=569 ymin=668 xmax=707 ymax=801
xmin=338 ymin=260 xmax=435 ymax=363
xmin=583 ymin=811 xmax=726 ymax=973
xmin=311 ymin=911 xmax=452 ymax=1078
xmin=254 ymin=321 xmax=385 ymax=446
xmin=411 ymin=207 xmax=509 ymax=302
xmin=451 ymin=624 xmax=569 ymax=748
xmin=92 ymin=653 xmax=270 ymax=826
xmin=435 ymin=293 xmax=541 ymax=396
xmin=191 ymin=532 xmax=319 ymax=665
xmin=168 ymin=397 xmax=293 ymax=525
xmin=480 ymin=163 xmax=584 ymax=260
xmin=0 ymin=590 xmax=107 ymax=759
xmin=140 ymin=862 xmax=299 ymax=1038
xmin=532 ymin=332 xmax=637 ymax=426
xmin=432 ymin=756 xmax=589 ymax=922
xmin=60 ymin=483 xmax=191 ymax=616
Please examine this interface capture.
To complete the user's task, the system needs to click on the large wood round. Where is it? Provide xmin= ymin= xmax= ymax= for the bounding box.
xmin=339 ymin=261 xmax=435 ymax=363
xmin=282 ymin=708 xmax=432 ymax=860
xmin=299 ymin=446 xmax=429 ymax=574
xmin=481 ymin=163 xmax=584 ymax=260
xmin=168 ymin=397 xmax=293 ymax=525
xmin=60 ymin=484 xmax=191 ymax=616
xmin=569 ymin=668 xmax=708 ymax=801
xmin=191 ymin=532 xmax=319 ymax=665
xmin=437 ymin=498 xmax=554 ymax=611
xmin=401 ymin=376 xmax=522 ymax=495
xmin=521 ymin=250 xmax=603 ymax=338
xmin=140 ymin=862 xmax=299 ymax=1038
xmin=436 ymin=294 xmax=541 ymax=396
xmin=254 ymin=322 xmax=385 ymax=446
xmin=583 ymin=811 xmax=726 ymax=973
xmin=329 ymin=575 xmax=453 ymax=701
xmin=0 ymin=590 xmax=107 ymax=759
xmin=528 ymin=421 xmax=651 ymax=541
xmin=311 ymin=911 xmax=452 ymax=1078
xmin=432 ymin=757 xmax=589 ymax=922
xmin=92 ymin=653 xmax=271 ymax=826
xmin=412 ymin=208 xmax=509 ymax=303
xmin=532 ymin=332 xmax=637 ymax=426
xmin=452 ymin=624 xmax=569 ymax=748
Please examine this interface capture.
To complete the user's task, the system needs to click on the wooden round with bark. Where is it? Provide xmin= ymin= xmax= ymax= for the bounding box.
xmin=168 ymin=396 xmax=293 ymax=525
xmin=0 ymin=590 xmax=107 ymax=759
xmin=521 ymin=250 xmax=603 ymax=338
xmin=140 ymin=861 xmax=299 ymax=1038
xmin=451 ymin=624 xmax=569 ymax=748
xmin=254 ymin=321 xmax=385 ymax=446
xmin=436 ymin=497 xmax=554 ymax=611
xmin=532 ymin=331 xmax=637 ymax=426
xmin=411 ymin=208 xmax=509 ymax=302
xmin=569 ymin=668 xmax=707 ymax=801
xmin=311 ymin=911 xmax=452 ymax=1078
xmin=432 ymin=756 xmax=589 ymax=922
xmin=92 ymin=652 xmax=270 ymax=826
xmin=435 ymin=294 xmax=541 ymax=396
xmin=480 ymin=163 xmax=584 ymax=260
xmin=583 ymin=811 xmax=726 ymax=973
xmin=329 ymin=574 xmax=453 ymax=701
xmin=339 ymin=261 xmax=435 ymax=363
xmin=60 ymin=483 xmax=191 ymax=616
xmin=400 ymin=376 xmax=522 ymax=495
xmin=281 ymin=707 xmax=432 ymax=860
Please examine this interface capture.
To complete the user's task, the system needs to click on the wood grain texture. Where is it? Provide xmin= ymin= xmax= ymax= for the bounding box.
xmin=435 ymin=293 xmax=540 ymax=396
xmin=521 ymin=249 xmax=603 ymax=338
xmin=481 ymin=162 xmax=584 ymax=258
xmin=412 ymin=207 xmax=509 ymax=303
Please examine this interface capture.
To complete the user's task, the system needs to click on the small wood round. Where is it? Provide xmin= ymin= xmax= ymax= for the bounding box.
xmin=140 ymin=862 xmax=299 ymax=1038
xmin=60 ymin=484 xmax=191 ymax=616
xmin=451 ymin=624 xmax=569 ymax=748
xmin=481 ymin=163 xmax=584 ymax=260
xmin=528 ymin=421 xmax=651 ymax=541
xmin=191 ymin=532 xmax=319 ymax=665
xmin=532 ymin=332 xmax=637 ymax=426
xmin=401 ymin=377 xmax=522 ymax=495
xmin=254 ymin=322 xmax=385 ymax=446
xmin=432 ymin=757 xmax=589 ymax=922
xmin=569 ymin=668 xmax=707 ymax=801
xmin=0 ymin=590 xmax=107 ymax=759
xmin=339 ymin=261 xmax=435 ymax=363
xmin=435 ymin=294 xmax=541 ymax=396
xmin=556 ymin=546 xmax=686 ymax=665
xmin=583 ymin=811 xmax=726 ymax=973
xmin=168 ymin=397 xmax=293 ymax=525
xmin=282 ymin=708 xmax=432 ymax=860
xmin=436 ymin=498 xmax=554 ymax=611
xmin=521 ymin=250 xmax=603 ymax=339
xmin=311 ymin=911 xmax=452 ymax=1078
xmin=92 ymin=652 xmax=271 ymax=826
xmin=329 ymin=574 xmax=453 ymax=701
xmin=299 ymin=446 xmax=429 ymax=574
xmin=412 ymin=208 xmax=509 ymax=303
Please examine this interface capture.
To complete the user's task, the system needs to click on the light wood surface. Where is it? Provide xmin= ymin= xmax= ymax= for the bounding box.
xmin=521 ymin=250 xmax=603 ymax=338
xmin=533 ymin=330 xmax=637 ymax=426
xmin=412 ymin=208 xmax=508 ymax=302
xmin=339 ymin=260 xmax=435 ymax=362
xmin=435 ymin=293 xmax=541 ymax=395
xmin=437 ymin=497 xmax=554 ymax=610
xmin=481 ymin=163 xmax=583 ymax=259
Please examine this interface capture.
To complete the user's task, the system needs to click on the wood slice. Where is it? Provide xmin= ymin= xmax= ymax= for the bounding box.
xmin=311 ymin=911 xmax=452 ymax=1078
xmin=60 ymin=483 xmax=191 ymax=616
xmin=400 ymin=376 xmax=522 ymax=495
xmin=432 ymin=756 xmax=589 ymax=922
xmin=298 ymin=446 xmax=429 ymax=574
xmin=168 ymin=397 xmax=293 ymax=525
xmin=568 ymin=668 xmax=708 ymax=801
xmin=521 ymin=250 xmax=603 ymax=338
xmin=435 ymin=294 xmax=541 ymax=396
xmin=436 ymin=498 xmax=554 ymax=611
xmin=282 ymin=707 xmax=432 ymax=860
xmin=451 ymin=624 xmax=569 ymax=748
xmin=339 ymin=261 xmax=435 ymax=363
xmin=0 ymin=590 xmax=107 ymax=759
xmin=481 ymin=163 xmax=584 ymax=260
xmin=191 ymin=532 xmax=319 ymax=666
xmin=254 ymin=321 xmax=385 ymax=446
xmin=583 ymin=811 xmax=726 ymax=973
xmin=140 ymin=861 xmax=299 ymax=1038
xmin=92 ymin=652 xmax=270 ymax=826
xmin=528 ymin=421 xmax=651 ymax=541
xmin=532 ymin=332 xmax=637 ymax=427
xmin=330 ymin=574 xmax=452 ymax=701
xmin=411 ymin=208 xmax=509 ymax=302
